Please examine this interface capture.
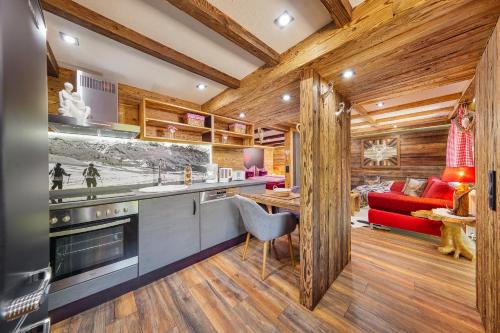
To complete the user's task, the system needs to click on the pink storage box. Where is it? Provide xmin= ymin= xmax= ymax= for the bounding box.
xmin=182 ymin=113 xmax=205 ymax=127
xmin=229 ymin=123 xmax=247 ymax=134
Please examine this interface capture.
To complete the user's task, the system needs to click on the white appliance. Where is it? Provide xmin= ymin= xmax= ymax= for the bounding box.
xmin=218 ymin=168 xmax=233 ymax=183
xmin=205 ymin=164 xmax=219 ymax=183
xmin=233 ymin=170 xmax=245 ymax=181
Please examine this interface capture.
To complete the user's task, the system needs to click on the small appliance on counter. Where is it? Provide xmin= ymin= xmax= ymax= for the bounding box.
xmin=219 ymin=168 xmax=233 ymax=183
xmin=233 ymin=170 xmax=245 ymax=181
xmin=205 ymin=163 xmax=219 ymax=183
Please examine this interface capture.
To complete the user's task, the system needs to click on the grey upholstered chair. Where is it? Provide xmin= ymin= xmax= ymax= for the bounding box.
xmin=234 ymin=195 xmax=298 ymax=280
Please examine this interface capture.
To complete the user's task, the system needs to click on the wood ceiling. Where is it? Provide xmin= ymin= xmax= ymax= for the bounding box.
xmin=43 ymin=0 xmax=500 ymax=134
xmin=201 ymin=0 xmax=500 ymax=132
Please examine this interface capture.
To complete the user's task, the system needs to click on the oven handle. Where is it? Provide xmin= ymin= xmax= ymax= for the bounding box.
xmin=49 ymin=218 xmax=131 ymax=238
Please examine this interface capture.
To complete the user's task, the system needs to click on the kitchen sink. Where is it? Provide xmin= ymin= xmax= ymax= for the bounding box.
xmin=137 ymin=185 xmax=189 ymax=193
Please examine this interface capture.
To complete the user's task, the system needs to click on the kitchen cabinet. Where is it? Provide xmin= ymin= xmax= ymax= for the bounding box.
xmin=139 ymin=193 xmax=200 ymax=275
xmin=200 ymin=197 xmax=245 ymax=250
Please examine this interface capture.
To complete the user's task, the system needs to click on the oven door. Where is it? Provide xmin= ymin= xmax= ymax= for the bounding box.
xmin=49 ymin=216 xmax=138 ymax=291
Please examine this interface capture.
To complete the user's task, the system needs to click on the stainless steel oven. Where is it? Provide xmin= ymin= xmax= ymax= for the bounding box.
xmin=49 ymin=201 xmax=138 ymax=292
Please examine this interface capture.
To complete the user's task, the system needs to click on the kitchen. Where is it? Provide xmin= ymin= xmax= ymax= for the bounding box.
xmin=2 ymin=1 xmax=500 ymax=332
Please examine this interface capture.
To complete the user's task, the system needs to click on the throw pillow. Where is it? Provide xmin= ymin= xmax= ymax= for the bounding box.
xmin=421 ymin=176 xmax=439 ymax=197
xmin=424 ymin=180 xmax=455 ymax=201
xmin=402 ymin=178 xmax=428 ymax=197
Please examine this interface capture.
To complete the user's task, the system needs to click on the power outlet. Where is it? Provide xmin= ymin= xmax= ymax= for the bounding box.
xmin=488 ymin=170 xmax=496 ymax=211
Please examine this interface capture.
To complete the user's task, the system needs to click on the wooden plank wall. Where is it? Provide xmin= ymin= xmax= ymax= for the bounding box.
xmin=273 ymin=147 xmax=286 ymax=175
xmin=475 ymin=18 xmax=499 ymax=333
xmin=264 ymin=148 xmax=274 ymax=173
xmin=46 ymin=67 xmax=243 ymax=169
xmin=299 ymin=69 xmax=351 ymax=309
xmin=48 ymin=67 xmax=75 ymax=115
xmin=351 ymin=129 xmax=448 ymax=187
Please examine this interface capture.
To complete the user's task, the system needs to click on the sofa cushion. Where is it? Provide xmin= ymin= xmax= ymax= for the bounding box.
xmin=423 ymin=179 xmax=455 ymax=201
xmin=390 ymin=181 xmax=405 ymax=193
xmin=402 ymin=178 xmax=427 ymax=197
xmin=421 ymin=176 xmax=439 ymax=197
xmin=368 ymin=192 xmax=453 ymax=215
xmin=368 ymin=209 xmax=442 ymax=236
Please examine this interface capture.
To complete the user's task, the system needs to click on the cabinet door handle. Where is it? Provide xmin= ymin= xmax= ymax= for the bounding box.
xmin=193 ymin=199 xmax=197 ymax=215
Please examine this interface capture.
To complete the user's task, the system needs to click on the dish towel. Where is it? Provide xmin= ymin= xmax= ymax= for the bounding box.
xmin=446 ymin=106 xmax=474 ymax=167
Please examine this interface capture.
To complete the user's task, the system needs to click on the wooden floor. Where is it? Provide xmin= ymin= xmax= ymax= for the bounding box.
xmin=52 ymin=228 xmax=484 ymax=333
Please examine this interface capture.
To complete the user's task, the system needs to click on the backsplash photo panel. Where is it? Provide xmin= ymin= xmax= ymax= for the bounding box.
xmin=49 ymin=132 xmax=211 ymax=189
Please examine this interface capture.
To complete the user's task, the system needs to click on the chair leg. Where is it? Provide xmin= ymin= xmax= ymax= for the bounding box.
xmin=262 ymin=241 xmax=269 ymax=280
xmin=272 ymin=239 xmax=280 ymax=261
xmin=241 ymin=232 xmax=251 ymax=261
xmin=287 ymin=233 xmax=296 ymax=268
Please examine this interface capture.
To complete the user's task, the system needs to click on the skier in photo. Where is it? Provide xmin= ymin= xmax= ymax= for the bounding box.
xmin=49 ymin=162 xmax=71 ymax=190
xmin=83 ymin=163 xmax=101 ymax=188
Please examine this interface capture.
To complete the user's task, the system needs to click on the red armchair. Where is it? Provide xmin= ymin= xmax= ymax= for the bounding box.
xmin=367 ymin=177 xmax=455 ymax=236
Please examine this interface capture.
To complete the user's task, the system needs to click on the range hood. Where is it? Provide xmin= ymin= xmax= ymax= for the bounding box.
xmin=49 ymin=70 xmax=140 ymax=139
xmin=48 ymin=114 xmax=140 ymax=139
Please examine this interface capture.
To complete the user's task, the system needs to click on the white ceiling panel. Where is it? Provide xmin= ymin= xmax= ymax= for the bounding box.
xmin=207 ymin=0 xmax=332 ymax=54
xmin=45 ymin=12 xmax=227 ymax=104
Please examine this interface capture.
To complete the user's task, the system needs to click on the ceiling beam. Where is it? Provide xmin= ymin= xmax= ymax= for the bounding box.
xmin=46 ymin=41 xmax=59 ymax=77
xmin=351 ymin=124 xmax=450 ymax=139
xmin=351 ymin=117 xmax=449 ymax=134
xmin=352 ymin=103 xmax=377 ymax=125
xmin=41 ymin=0 xmax=240 ymax=88
xmin=351 ymin=107 xmax=453 ymax=127
xmin=352 ymin=93 xmax=462 ymax=119
xmin=320 ymin=0 xmax=352 ymax=27
xmin=202 ymin=0 xmax=499 ymax=115
xmin=165 ymin=0 xmax=279 ymax=65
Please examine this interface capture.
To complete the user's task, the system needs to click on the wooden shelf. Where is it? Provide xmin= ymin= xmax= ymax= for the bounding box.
xmin=214 ymin=129 xmax=253 ymax=138
xmin=143 ymin=98 xmax=210 ymax=116
xmin=143 ymin=135 xmax=212 ymax=145
xmin=146 ymin=118 xmax=211 ymax=134
xmin=213 ymin=114 xmax=252 ymax=125
xmin=212 ymin=143 xmax=253 ymax=149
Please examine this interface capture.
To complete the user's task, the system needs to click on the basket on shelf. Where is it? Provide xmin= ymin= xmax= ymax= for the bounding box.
xmin=229 ymin=123 xmax=246 ymax=134
xmin=182 ymin=113 xmax=205 ymax=127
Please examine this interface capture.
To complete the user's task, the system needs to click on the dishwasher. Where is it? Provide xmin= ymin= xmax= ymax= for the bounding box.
xmin=200 ymin=188 xmax=246 ymax=250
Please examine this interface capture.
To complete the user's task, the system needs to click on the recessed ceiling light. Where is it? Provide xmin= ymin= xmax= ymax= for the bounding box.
xmin=342 ymin=69 xmax=355 ymax=79
xmin=393 ymin=125 xmax=398 ymax=128
xmin=376 ymin=102 xmax=384 ymax=108
xmin=196 ymin=83 xmax=207 ymax=90
xmin=239 ymin=112 xmax=246 ymax=118
xmin=282 ymin=94 xmax=291 ymax=102
xmin=59 ymin=32 xmax=79 ymax=46
xmin=274 ymin=11 xmax=294 ymax=28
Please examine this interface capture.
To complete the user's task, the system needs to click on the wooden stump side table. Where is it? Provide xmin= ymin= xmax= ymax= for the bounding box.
xmin=412 ymin=208 xmax=476 ymax=260
xmin=350 ymin=192 xmax=360 ymax=216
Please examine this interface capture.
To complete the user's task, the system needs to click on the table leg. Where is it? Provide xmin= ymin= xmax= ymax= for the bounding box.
xmin=438 ymin=222 xmax=475 ymax=260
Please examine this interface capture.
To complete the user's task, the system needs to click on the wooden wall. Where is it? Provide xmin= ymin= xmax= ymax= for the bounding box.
xmin=475 ymin=19 xmax=499 ymax=333
xmin=351 ymin=129 xmax=448 ymax=187
xmin=299 ymin=69 xmax=351 ymax=309
xmin=264 ymin=148 xmax=274 ymax=173
xmin=273 ymin=147 xmax=286 ymax=175
xmin=47 ymin=67 xmax=243 ymax=168
xmin=48 ymin=67 xmax=75 ymax=115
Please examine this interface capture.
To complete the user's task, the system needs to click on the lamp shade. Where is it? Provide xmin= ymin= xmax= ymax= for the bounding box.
xmin=441 ymin=166 xmax=475 ymax=183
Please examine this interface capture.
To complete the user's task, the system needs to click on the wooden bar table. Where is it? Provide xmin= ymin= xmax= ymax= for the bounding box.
xmin=240 ymin=191 xmax=300 ymax=213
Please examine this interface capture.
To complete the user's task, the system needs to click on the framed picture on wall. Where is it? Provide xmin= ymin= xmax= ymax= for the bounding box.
xmin=361 ymin=136 xmax=400 ymax=168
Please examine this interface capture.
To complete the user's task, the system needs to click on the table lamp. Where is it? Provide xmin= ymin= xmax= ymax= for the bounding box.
xmin=441 ymin=166 xmax=475 ymax=216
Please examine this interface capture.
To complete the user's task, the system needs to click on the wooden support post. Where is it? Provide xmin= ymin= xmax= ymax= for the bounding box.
xmin=284 ymin=129 xmax=294 ymax=188
xmin=299 ymin=69 xmax=351 ymax=309
xmin=475 ymin=18 xmax=499 ymax=333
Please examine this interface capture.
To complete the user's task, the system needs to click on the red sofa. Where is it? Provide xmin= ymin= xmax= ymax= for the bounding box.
xmin=367 ymin=177 xmax=455 ymax=236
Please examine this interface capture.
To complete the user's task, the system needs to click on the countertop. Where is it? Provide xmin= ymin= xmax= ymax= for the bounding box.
xmin=49 ymin=179 xmax=267 ymax=210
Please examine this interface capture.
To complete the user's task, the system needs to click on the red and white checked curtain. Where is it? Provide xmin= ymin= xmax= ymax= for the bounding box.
xmin=446 ymin=106 xmax=474 ymax=167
